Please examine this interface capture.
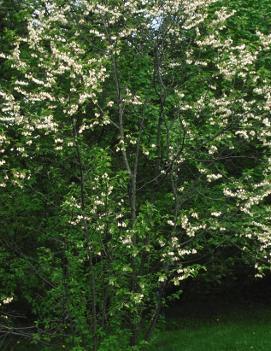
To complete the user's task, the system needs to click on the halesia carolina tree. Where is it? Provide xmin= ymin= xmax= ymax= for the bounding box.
xmin=0 ymin=0 xmax=270 ymax=350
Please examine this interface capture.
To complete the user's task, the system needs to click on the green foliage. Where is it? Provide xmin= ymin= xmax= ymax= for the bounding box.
xmin=0 ymin=0 xmax=270 ymax=350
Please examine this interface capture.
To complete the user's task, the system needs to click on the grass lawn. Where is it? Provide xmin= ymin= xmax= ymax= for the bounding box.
xmin=5 ymin=297 xmax=271 ymax=350
xmin=148 ymin=299 xmax=271 ymax=351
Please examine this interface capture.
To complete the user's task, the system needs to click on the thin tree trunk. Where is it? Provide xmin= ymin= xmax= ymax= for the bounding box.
xmin=72 ymin=118 xmax=98 ymax=351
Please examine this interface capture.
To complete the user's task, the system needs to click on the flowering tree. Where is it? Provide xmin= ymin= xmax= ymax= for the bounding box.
xmin=0 ymin=0 xmax=270 ymax=350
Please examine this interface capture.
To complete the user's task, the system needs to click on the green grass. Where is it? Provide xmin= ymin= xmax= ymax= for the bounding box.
xmin=6 ymin=299 xmax=271 ymax=350
xmin=148 ymin=301 xmax=271 ymax=351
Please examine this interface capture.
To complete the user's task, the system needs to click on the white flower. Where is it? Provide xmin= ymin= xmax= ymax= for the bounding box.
xmin=107 ymin=101 xmax=114 ymax=107
xmin=191 ymin=212 xmax=199 ymax=219
xmin=211 ymin=211 xmax=222 ymax=217
xmin=1 ymin=296 xmax=13 ymax=305
xmin=206 ymin=173 xmax=222 ymax=182
xmin=208 ymin=145 xmax=218 ymax=155
xmin=143 ymin=149 xmax=149 ymax=156
xmin=167 ymin=220 xmax=175 ymax=226
xmin=133 ymin=293 xmax=144 ymax=304
xmin=158 ymin=275 xmax=166 ymax=282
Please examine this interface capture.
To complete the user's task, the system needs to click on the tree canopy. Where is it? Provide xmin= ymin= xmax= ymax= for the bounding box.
xmin=0 ymin=0 xmax=270 ymax=350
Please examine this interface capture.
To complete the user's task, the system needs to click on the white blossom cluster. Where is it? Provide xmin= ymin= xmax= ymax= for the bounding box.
xmin=0 ymin=296 xmax=13 ymax=306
